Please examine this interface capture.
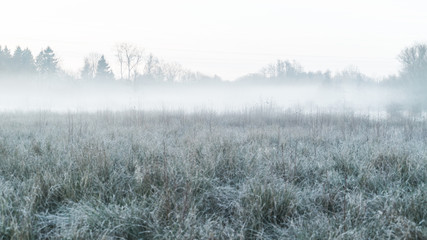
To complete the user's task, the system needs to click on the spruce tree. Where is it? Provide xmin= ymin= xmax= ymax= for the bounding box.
xmin=81 ymin=58 xmax=93 ymax=80
xmin=12 ymin=46 xmax=24 ymax=72
xmin=95 ymin=55 xmax=114 ymax=80
xmin=21 ymin=48 xmax=36 ymax=74
xmin=35 ymin=46 xmax=58 ymax=75
xmin=0 ymin=46 xmax=12 ymax=73
xmin=0 ymin=46 xmax=4 ymax=72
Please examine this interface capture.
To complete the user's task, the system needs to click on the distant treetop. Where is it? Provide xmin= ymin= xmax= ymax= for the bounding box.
xmin=35 ymin=46 xmax=59 ymax=75
xmin=95 ymin=55 xmax=114 ymax=80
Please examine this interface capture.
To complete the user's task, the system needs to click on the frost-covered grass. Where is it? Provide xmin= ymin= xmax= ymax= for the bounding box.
xmin=0 ymin=109 xmax=426 ymax=239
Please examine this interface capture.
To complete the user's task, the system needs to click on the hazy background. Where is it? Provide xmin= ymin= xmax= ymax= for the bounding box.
xmin=2 ymin=0 xmax=427 ymax=80
xmin=1 ymin=1 xmax=427 ymax=114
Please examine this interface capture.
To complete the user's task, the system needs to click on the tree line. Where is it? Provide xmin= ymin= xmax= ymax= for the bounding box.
xmin=0 ymin=43 xmax=220 ymax=84
xmin=1 ymin=42 xmax=426 ymax=87
xmin=237 ymin=43 xmax=427 ymax=88
xmin=0 ymin=46 xmax=56 ymax=76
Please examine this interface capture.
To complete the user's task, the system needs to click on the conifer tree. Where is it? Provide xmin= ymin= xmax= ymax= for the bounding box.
xmin=95 ymin=55 xmax=114 ymax=80
xmin=81 ymin=58 xmax=93 ymax=80
xmin=0 ymin=46 xmax=12 ymax=73
xmin=35 ymin=46 xmax=58 ymax=75
xmin=21 ymin=48 xmax=36 ymax=74
xmin=12 ymin=46 xmax=27 ymax=73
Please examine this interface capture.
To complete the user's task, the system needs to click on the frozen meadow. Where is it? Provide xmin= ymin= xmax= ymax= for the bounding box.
xmin=0 ymin=109 xmax=425 ymax=239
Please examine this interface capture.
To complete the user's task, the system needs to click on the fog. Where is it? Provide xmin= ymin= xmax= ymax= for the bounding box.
xmin=0 ymin=77 xmax=411 ymax=118
xmin=2 ymin=1 xmax=426 ymax=118
xmin=1 ymin=42 xmax=426 ymax=117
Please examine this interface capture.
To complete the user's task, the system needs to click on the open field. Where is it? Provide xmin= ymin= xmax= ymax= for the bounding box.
xmin=0 ymin=109 xmax=426 ymax=239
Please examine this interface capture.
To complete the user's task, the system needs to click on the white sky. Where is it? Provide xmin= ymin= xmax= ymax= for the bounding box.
xmin=1 ymin=0 xmax=427 ymax=80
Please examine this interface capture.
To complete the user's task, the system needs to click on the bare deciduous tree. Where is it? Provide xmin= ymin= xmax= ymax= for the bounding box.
xmin=115 ymin=44 xmax=124 ymax=80
xmin=115 ymin=43 xmax=143 ymax=81
xmin=398 ymin=43 xmax=427 ymax=79
xmin=162 ymin=62 xmax=182 ymax=82
xmin=143 ymin=53 xmax=160 ymax=79
xmin=86 ymin=53 xmax=101 ymax=79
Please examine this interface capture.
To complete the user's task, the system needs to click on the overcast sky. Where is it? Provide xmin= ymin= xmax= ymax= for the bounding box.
xmin=1 ymin=0 xmax=427 ymax=80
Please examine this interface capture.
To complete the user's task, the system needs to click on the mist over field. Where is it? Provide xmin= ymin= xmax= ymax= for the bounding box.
xmin=1 ymin=1 xmax=427 ymax=239
xmin=0 ymin=81 xmax=377 ymax=111
xmin=1 ymin=39 xmax=426 ymax=116
xmin=1 ymin=39 xmax=427 ymax=239
xmin=0 ymin=82 xmax=407 ymax=116
xmin=0 ymin=78 xmax=419 ymax=122
xmin=1 ymin=43 xmax=426 ymax=117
